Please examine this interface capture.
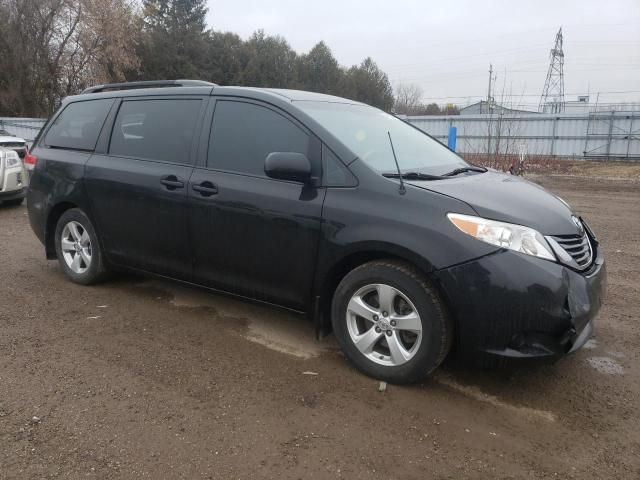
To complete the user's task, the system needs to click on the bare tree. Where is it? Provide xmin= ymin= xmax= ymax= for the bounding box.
xmin=394 ymin=83 xmax=423 ymax=115
xmin=0 ymin=0 xmax=69 ymax=115
xmin=59 ymin=0 xmax=139 ymax=95
xmin=461 ymin=76 xmax=537 ymax=173
xmin=0 ymin=0 xmax=139 ymax=116
xmin=1 ymin=0 xmax=400 ymax=116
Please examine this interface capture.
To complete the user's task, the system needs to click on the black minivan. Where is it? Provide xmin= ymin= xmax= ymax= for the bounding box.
xmin=27 ymin=80 xmax=606 ymax=383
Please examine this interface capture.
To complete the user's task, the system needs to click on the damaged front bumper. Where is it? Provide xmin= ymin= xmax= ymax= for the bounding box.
xmin=435 ymin=246 xmax=606 ymax=366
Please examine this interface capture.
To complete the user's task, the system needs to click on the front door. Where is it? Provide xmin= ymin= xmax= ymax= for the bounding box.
xmin=188 ymin=99 xmax=325 ymax=310
xmin=85 ymin=96 xmax=205 ymax=279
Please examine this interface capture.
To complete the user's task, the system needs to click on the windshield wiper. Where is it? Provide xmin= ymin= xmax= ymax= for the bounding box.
xmin=383 ymin=166 xmax=486 ymax=181
xmin=442 ymin=166 xmax=487 ymax=177
xmin=382 ymin=172 xmax=444 ymax=181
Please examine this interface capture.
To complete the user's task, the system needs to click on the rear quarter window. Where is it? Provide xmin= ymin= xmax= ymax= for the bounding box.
xmin=44 ymin=99 xmax=113 ymax=151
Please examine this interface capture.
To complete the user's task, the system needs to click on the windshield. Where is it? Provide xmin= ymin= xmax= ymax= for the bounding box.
xmin=296 ymin=101 xmax=468 ymax=175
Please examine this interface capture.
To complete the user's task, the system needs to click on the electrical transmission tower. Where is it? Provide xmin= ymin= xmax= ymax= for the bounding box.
xmin=539 ymin=27 xmax=565 ymax=113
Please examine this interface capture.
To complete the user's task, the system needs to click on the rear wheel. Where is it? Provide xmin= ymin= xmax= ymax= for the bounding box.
xmin=331 ymin=260 xmax=452 ymax=384
xmin=54 ymin=208 xmax=108 ymax=285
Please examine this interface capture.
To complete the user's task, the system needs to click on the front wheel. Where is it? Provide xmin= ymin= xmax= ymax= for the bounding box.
xmin=54 ymin=208 xmax=108 ymax=285
xmin=331 ymin=260 xmax=453 ymax=384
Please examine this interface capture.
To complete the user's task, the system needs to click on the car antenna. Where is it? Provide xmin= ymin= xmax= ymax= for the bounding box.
xmin=387 ymin=131 xmax=406 ymax=195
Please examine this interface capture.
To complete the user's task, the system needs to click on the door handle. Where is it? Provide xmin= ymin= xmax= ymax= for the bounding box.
xmin=160 ymin=175 xmax=184 ymax=190
xmin=192 ymin=181 xmax=218 ymax=197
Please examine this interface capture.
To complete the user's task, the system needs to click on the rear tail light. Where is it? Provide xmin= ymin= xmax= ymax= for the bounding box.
xmin=25 ymin=153 xmax=38 ymax=166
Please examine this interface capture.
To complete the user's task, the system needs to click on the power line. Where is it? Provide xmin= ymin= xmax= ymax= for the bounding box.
xmin=387 ymin=57 xmax=640 ymax=81
xmin=383 ymin=42 xmax=640 ymax=73
xmin=414 ymin=90 xmax=640 ymax=101
xmin=390 ymin=66 xmax=640 ymax=85
xmin=386 ymin=56 xmax=640 ymax=75
xmin=352 ymin=22 xmax=640 ymax=61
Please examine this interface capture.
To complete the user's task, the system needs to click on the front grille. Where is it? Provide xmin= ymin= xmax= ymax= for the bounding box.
xmin=551 ymin=233 xmax=593 ymax=270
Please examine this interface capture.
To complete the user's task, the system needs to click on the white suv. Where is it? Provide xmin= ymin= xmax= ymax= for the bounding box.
xmin=0 ymin=147 xmax=27 ymax=206
xmin=0 ymin=128 xmax=28 ymax=160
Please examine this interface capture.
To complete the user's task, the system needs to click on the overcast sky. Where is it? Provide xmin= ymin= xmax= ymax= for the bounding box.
xmin=206 ymin=0 xmax=640 ymax=108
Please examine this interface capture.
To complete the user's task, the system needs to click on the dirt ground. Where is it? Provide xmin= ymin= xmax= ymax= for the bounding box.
xmin=1 ymin=176 xmax=639 ymax=479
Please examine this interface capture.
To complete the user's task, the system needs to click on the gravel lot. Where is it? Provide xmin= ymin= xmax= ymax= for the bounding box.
xmin=1 ymin=176 xmax=639 ymax=479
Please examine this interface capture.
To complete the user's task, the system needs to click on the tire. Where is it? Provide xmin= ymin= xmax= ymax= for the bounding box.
xmin=54 ymin=208 xmax=108 ymax=285
xmin=331 ymin=260 xmax=453 ymax=384
xmin=2 ymin=198 xmax=23 ymax=207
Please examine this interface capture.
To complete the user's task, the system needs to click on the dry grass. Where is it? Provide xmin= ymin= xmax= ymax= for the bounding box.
xmin=461 ymin=154 xmax=640 ymax=179
xmin=566 ymin=161 xmax=640 ymax=179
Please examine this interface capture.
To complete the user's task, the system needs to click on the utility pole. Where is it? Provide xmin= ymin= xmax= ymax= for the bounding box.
xmin=486 ymin=63 xmax=493 ymax=114
xmin=486 ymin=64 xmax=494 ymax=157
xmin=539 ymin=27 xmax=565 ymax=113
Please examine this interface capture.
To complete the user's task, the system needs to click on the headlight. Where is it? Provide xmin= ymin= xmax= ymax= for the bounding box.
xmin=4 ymin=151 xmax=21 ymax=168
xmin=447 ymin=213 xmax=556 ymax=261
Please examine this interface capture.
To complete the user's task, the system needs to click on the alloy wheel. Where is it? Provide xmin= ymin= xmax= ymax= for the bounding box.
xmin=346 ymin=283 xmax=423 ymax=366
xmin=60 ymin=221 xmax=92 ymax=274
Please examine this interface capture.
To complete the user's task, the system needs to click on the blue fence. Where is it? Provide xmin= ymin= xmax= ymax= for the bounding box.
xmin=406 ymin=112 xmax=640 ymax=160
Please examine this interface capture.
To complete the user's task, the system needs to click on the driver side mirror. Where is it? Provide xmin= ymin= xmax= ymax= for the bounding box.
xmin=264 ymin=152 xmax=311 ymax=183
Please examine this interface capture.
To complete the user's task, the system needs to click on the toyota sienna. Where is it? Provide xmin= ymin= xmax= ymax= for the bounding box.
xmin=26 ymin=80 xmax=606 ymax=383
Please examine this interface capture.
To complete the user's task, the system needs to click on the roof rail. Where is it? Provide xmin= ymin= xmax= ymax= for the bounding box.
xmin=81 ymin=79 xmax=217 ymax=94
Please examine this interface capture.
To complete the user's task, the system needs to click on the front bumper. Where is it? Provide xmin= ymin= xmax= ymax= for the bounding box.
xmin=0 ymin=186 xmax=26 ymax=202
xmin=1 ymin=163 xmax=27 ymax=201
xmin=435 ymin=246 xmax=606 ymax=365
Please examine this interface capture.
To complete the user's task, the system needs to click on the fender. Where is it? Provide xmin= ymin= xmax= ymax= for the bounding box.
xmin=28 ymin=148 xmax=95 ymax=259
xmin=309 ymin=176 xmax=499 ymax=337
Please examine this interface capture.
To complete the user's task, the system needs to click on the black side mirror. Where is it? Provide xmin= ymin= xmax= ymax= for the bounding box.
xmin=264 ymin=152 xmax=311 ymax=183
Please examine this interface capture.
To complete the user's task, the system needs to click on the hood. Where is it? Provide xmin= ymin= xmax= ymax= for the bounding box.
xmin=0 ymin=135 xmax=26 ymax=144
xmin=407 ymin=171 xmax=580 ymax=236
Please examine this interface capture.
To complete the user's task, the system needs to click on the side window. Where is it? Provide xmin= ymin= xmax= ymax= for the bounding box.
xmin=45 ymin=99 xmax=113 ymax=151
xmin=208 ymin=100 xmax=309 ymax=177
xmin=110 ymin=99 xmax=202 ymax=164
xmin=322 ymin=144 xmax=356 ymax=187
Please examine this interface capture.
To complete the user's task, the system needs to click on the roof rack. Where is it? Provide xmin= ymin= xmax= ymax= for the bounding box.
xmin=81 ymin=80 xmax=217 ymax=94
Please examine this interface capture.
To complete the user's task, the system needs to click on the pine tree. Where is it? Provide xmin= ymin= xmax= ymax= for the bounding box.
xmin=240 ymin=30 xmax=298 ymax=88
xmin=344 ymin=58 xmax=394 ymax=110
xmin=297 ymin=41 xmax=341 ymax=94
xmin=138 ymin=0 xmax=208 ymax=79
